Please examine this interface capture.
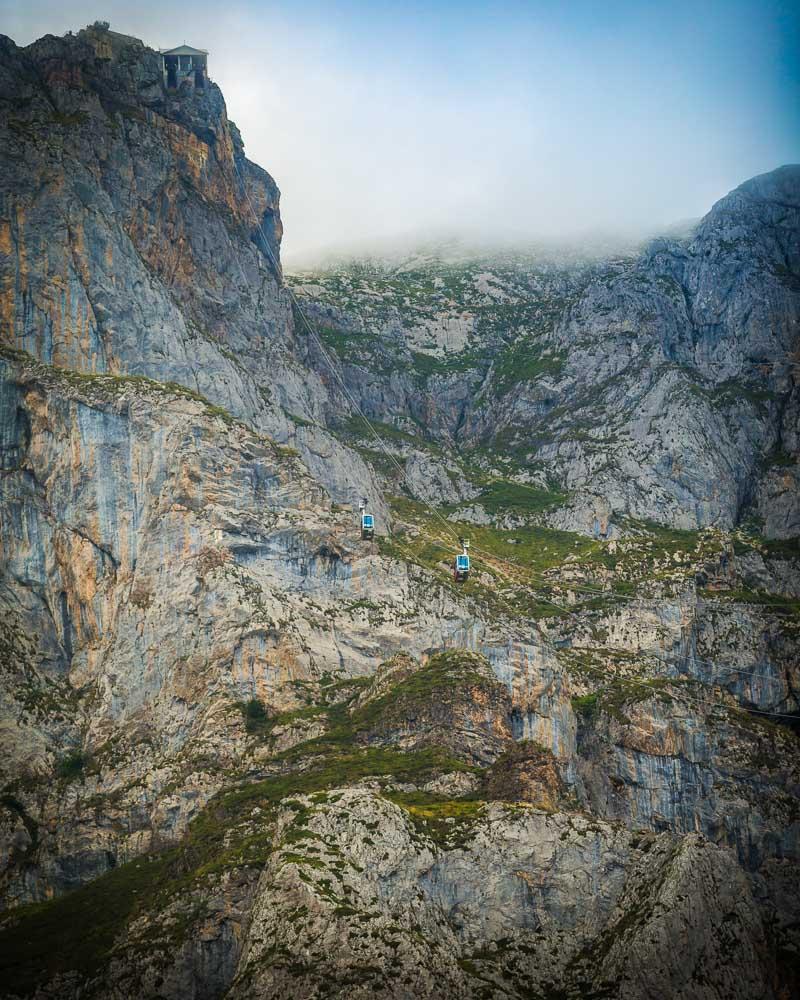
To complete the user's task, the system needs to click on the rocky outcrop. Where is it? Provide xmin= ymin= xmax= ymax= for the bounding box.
xmin=482 ymin=739 xmax=564 ymax=807
xmin=0 ymin=24 xmax=385 ymax=512
xmin=2 ymin=787 xmax=775 ymax=1000
xmin=352 ymin=650 xmax=514 ymax=765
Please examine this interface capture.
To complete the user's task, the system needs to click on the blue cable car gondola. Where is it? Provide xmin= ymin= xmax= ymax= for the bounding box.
xmin=454 ymin=539 xmax=470 ymax=581
xmin=359 ymin=497 xmax=375 ymax=540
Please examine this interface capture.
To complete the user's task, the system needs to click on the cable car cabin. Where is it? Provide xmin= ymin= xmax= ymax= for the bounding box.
xmin=454 ymin=552 xmax=470 ymax=582
xmin=361 ymin=513 xmax=375 ymax=540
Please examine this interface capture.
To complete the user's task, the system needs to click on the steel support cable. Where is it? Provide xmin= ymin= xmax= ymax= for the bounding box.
xmin=226 ymin=158 xmax=799 ymax=720
xmin=231 ymin=156 xmax=466 ymax=554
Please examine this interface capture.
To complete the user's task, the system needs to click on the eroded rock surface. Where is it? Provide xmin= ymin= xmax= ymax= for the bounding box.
xmin=0 ymin=21 xmax=798 ymax=1000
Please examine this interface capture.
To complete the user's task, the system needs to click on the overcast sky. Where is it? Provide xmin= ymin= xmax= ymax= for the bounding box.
xmin=3 ymin=0 xmax=799 ymax=258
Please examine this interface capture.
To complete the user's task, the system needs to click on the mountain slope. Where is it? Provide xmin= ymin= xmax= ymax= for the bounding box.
xmin=0 ymin=23 xmax=798 ymax=1000
xmin=291 ymin=172 xmax=800 ymax=532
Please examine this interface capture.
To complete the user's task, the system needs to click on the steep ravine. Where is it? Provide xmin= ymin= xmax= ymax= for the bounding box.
xmin=0 ymin=23 xmax=799 ymax=1000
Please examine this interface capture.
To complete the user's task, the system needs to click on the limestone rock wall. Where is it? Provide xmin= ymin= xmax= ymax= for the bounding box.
xmin=0 ymin=23 xmax=798 ymax=1000
xmin=0 ymin=27 xmax=385 ymax=512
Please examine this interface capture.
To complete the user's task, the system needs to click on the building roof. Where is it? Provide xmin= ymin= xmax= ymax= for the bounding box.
xmin=160 ymin=45 xmax=208 ymax=56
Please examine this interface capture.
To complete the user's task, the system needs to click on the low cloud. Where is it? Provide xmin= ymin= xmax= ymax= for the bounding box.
xmin=4 ymin=0 xmax=798 ymax=258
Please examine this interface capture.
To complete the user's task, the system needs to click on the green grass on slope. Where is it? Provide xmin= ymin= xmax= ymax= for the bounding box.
xmin=314 ymin=322 xmax=364 ymax=361
xmin=381 ymin=497 xmax=798 ymax=618
xmin=467 ymin=480 xmax=567 ymax=516
xmin=628 ymin=518 xmax=706 ymax=551
xmin=274 ymin=651 xmax=497 ymax=762
xmin=337 ymin=414 xmax=431 ymax=449
xmin=761 ymin=536 xmax=800 ymax=558
xmin=698 ymin=587 xmax=800 ymax=617
xmin=382 ymin=791 xmax=485 ymax=848
xmin=0 ymin=691 xmax=479 ymax=996
xmin=382 ymin=495 xmax=604 ymax=619
xmin=389 ymin=495 xmax=592 ymax=572
xmin=408 ymin=349 xmax=487 ymax=380
xmin=348 ymin=650 xmax=501 ymax=735
xmin=1 ymin=656 xmax=500 ymax=993
xmin=0 ymin=851 xmax=176 ymax=994
xmin=491 ymin=339 xmax=566 ymax=393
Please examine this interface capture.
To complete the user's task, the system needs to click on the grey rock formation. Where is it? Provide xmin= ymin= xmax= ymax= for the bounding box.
xmin=0 ymin=25 xmax=385 ymax=514
xmin=292 ymin=169 xmax=800 ymax=534
xmin=0 ymin=22 xmax=798 ymax=1000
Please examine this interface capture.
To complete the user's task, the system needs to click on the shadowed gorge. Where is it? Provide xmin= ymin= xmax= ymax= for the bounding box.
xmin=0 ymin=21 xmax=799 ymax=1000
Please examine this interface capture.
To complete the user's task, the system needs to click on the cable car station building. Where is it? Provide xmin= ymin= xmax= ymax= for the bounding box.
xmin=161 ymin=45 xmax=208 ymax=91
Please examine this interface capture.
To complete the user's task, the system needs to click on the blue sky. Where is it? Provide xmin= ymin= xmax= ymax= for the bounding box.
xmin=3 ymin=0 xmax=799 ymax=256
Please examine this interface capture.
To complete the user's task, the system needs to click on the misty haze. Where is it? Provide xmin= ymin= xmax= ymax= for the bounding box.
xmin=3 ymin=0 xmax=798 ymax=257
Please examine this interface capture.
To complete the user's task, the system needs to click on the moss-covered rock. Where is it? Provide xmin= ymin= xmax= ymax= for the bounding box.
xmin=482 ymin=739 xmax=564 ymax=809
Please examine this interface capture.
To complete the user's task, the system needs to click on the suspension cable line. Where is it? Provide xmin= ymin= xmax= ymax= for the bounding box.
xmin=226 ymin=154 xmax=799 ymax=722
xmin=231 ymin=156 xmax=466 ymax=552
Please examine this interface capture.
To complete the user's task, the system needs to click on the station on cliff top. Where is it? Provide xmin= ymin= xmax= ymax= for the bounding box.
xmin=160 ymin=44 xmax=208 ymax=91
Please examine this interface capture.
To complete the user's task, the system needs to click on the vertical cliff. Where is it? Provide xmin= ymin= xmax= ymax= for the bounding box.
xmin=0 ymin=23 xmax=383 ymax=511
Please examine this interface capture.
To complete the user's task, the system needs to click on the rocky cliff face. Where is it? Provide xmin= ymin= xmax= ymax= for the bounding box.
xmin=291 ymin=172 xmax=800 ymax=534
xmin=0 ymin=23 xmax=384 ymax=514
xmin=1 ymin=23 xmax=799 ymax=1000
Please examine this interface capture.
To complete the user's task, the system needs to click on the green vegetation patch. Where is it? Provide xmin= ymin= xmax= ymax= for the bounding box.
xmin=56 ymin=750 xmax=87 ymax=780
xmin=273 ymin=652 xmax=497 ymax=764
xmin=352 ymin=445 xmax=405 ymax=478
xmin=0 ymin=851 xmax=174 ymax=995
xmin=491 ymin=340 xmax=566 ymax=393
xmin=383 ymin=494 xmax=609 ymax=620
xmin=383 ymin=790 xmax=485 ymax=848
xmin=761 ymin=536 xmax=800 ymax=559
xmin=469 ymin=479 xmax=567 ymax=516
xmin=0 ymin=345 xmax=240 ymax=427
xmin=572 ymin=678 xmax=690 ymax=725
xmin=624 ymin=518 xmax=705 ymax=554
xmin=316 ymin=322 xmax=364 ymax=360
xmin=310 ymin=321 xmax=401 ymax=375
xmin=236 ymin=697 xmax=269 ymax=734
xmin=699 ymin=587 xmax=800 ymax=619
xmin=390 ymin=494 xmax=593 ymax=573
xmin=337 ymin=413 xmax=432 ymax=448
xmin=50 ymin=110 xmax=89 ymax=127
xmin=0 ymin=666 xmax=483 ymax=997
xmin=346 ymin=649 xmax=502 ymax=738
xmin=571 ymin=692 xmax=600 ymax=720
xmin=408 ymin=349 xmax=486 ymax=382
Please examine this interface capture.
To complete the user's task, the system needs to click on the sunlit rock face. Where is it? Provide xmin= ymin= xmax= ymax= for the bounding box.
xmin=0 ymin=25 xmax=385 ymax=512
xmin=0 ymin=23 xmax=799 ymax=1000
